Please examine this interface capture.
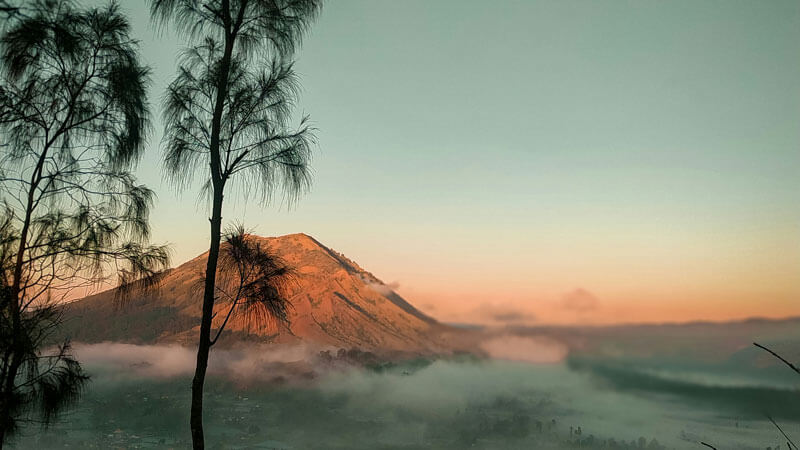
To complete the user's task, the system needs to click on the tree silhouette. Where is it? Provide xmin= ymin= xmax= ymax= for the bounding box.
xmin=149 ymin=0 xmax=320 ymax=447
xmin=0 ymin=1 xmax=169 ymax=446
xmin=211 ymin=226 xmax=294 ymax=345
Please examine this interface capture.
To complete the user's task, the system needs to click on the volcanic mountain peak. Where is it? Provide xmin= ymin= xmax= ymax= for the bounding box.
xmin=64 ymin=233 xmax=444 ymax=353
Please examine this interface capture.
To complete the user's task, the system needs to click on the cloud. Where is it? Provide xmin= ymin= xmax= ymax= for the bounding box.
xmin=474 ymin=303 xmax=537 ymax=324
xmin=560 ymin=288 xmax=599 ymax=312
xmin=491 ymin=311 xmax=536 ymax=323
xmin=367 ymin=280 xmax=400 ymax=296
xmin=479 ymin=335 xmax=568 ymax=364
xmin=75 ymin=343 xmax=195 ymax=378
xmin=73 ymin=342 xmax=317 ymax=381
xmin=358 ymin=274 xmax=400 ymax=296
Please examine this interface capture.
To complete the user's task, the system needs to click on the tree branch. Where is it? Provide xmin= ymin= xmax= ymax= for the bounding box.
xmin=753 ymin=342 xmax=800 ymax=376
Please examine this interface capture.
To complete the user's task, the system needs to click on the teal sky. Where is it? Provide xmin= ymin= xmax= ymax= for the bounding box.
xmin=118 ymin=0 xmax=800 ymax=324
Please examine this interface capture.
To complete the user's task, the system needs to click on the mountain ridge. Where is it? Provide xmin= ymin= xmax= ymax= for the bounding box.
xmin=62 ymin=233 xmax=448 ymax=353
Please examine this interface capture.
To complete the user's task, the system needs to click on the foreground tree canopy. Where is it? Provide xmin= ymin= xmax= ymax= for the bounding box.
xmin=0 ymin=1 xmax=170 ymax=446
xmin=150 ymin=0 xmax=321 ymax=447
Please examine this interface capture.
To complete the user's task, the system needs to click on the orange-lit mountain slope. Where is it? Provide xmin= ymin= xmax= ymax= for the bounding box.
xmin=64 ymin=233 xmax=449 ymax=353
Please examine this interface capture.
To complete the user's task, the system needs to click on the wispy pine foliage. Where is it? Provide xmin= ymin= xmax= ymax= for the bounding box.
xmin=0 ymin=1 xmax=170 ymax=445
xmin=149 ymin=1 xmax=320 ymax=447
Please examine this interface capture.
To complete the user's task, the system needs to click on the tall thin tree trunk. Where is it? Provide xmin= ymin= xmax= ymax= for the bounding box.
xmin=190 ymin=188 xmax=224 ymax=449
xmin=189 ymin=38 xmax=231 ymax=446
xmin=189 ymin=5 xmax=236 ymax=446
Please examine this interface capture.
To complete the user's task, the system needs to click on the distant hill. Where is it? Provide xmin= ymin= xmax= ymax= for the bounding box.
xmin=63 ymin=233 xmax=451 ymax=353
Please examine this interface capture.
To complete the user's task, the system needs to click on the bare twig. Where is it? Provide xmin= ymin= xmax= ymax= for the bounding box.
xmin=766 ymin=414 xmax=798 ymax=450
xmin=753 ymin=342 xmax=800 ymax=376
xmin=700 ymin=442 xmax=717 ymax=449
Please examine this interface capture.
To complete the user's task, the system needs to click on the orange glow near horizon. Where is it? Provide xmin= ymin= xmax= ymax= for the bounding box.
xmin=131 ymin=219 xmax=799 ymax=327
xmin=398 ymin=286 xmax=800 ymax=326
xmin=77 ymin=219 xmax=798 ymax=327
xmin=94 ymin=0 xmax=800 ymax=329
xmin=328 ymin=222 xmax=800 ymax=327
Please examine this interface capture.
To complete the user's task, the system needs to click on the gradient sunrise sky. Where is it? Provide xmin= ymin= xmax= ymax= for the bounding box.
xmin=117 ymin=0 xmax=799 ymax=325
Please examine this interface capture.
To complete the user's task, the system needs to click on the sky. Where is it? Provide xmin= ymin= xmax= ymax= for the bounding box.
xmin=113 ymin=0 xmax=799 ymax=325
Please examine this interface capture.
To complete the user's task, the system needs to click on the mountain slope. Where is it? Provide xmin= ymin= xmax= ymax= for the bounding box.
xmin=63 ymin=233 xmax=447 ymax=353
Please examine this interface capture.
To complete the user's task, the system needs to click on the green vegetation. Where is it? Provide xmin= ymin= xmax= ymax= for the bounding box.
xmin=0 ymin=1 xmax=169 ymax=446
xmin=149 ymin=0 xmax=321 ymax=445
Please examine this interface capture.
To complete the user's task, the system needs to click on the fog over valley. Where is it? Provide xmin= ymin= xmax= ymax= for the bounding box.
xmin=10 ymin=317 xmax=800 ymax=449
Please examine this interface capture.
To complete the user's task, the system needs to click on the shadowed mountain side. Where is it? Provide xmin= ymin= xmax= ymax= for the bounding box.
xmin=62 ymin=233 xmax=451 ymax=353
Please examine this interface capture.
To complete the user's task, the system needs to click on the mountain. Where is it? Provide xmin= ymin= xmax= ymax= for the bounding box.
xmin=62 ymin=233 xmax=450 ymax=353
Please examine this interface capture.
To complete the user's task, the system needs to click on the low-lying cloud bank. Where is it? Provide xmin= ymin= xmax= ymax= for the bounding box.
xmin=40 ymin=342 xmax=782 ymax=449
xmin=74 ymin=333 xmax=572 ymax=381
xmin=480 ymin=335 xmax=568 ymax=364
xmin=73 ymin=342 xmax=317 ymax=380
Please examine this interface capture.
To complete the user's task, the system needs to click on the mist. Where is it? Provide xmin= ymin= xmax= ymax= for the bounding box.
xmin=11 ymin=334 xmax=797 ymax=450
xmin=73 ymin=342 xmax=318 ymax=382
